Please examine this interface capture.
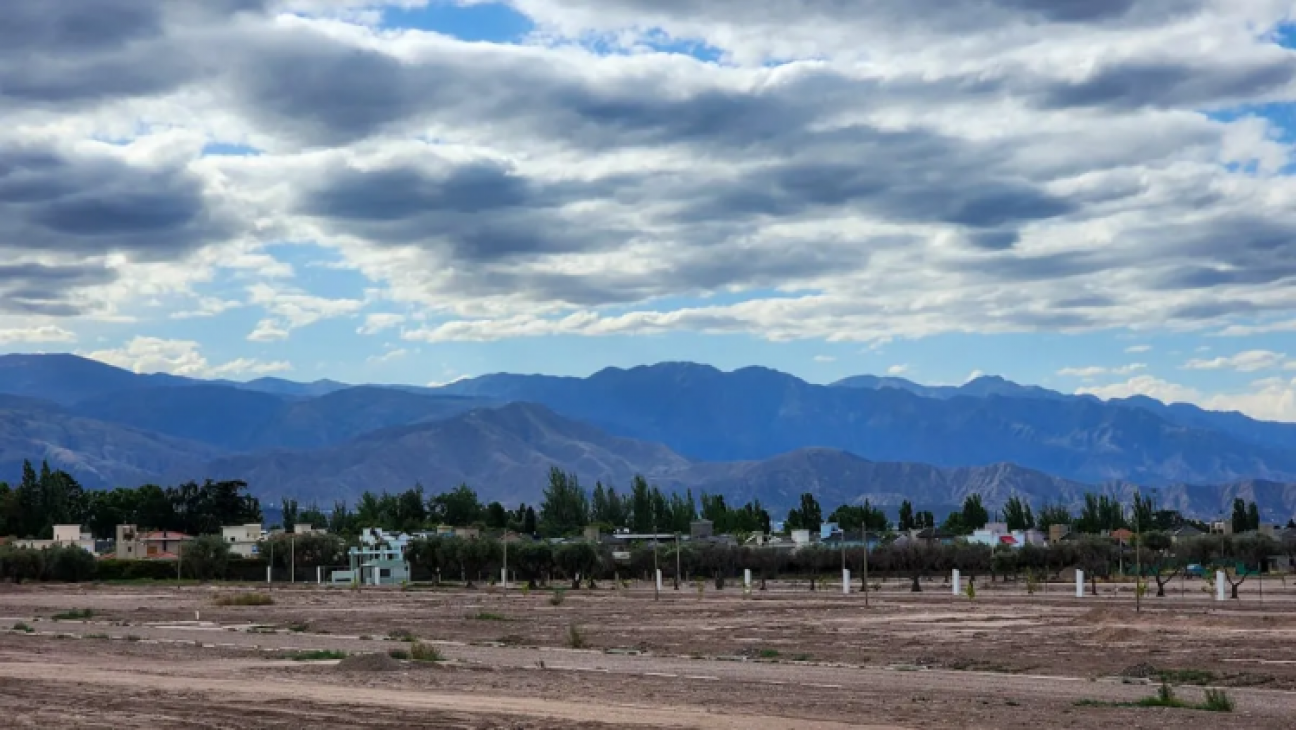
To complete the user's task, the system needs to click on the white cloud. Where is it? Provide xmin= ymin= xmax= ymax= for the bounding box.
xmin=426 ymin=374 xmax=470 ymax=388
xmin=170 ymin=297 xmax=242 ymax=319
xmin=1057 ymin=363 xmax=1147 ymax=379
xmin=0 ymin=325 xmax=76 ymax=345
xmin=964 ymin=370 xmax=985 ymax=383
xmin=886 ymin=364 xmax=909 ymax=376
xmin=357 ymin=313 xmax=406 ymax=335
xmin=245 ymin=283 xmax=365 ymax=341
xmin=1125 ymin=344 xmax=1152 ymax=354
xmin=248 ymin=319 xmax=290 ymax=343
xmin=813 ymin=354 xmax=835 ymax=363
xmin=1183 ymin=350 xmax=1287 ymax=372
xmin=366 ymin=348 xmax=408 ymax=364
xmin=83 ymin=337 xmax=291 ymax=378
xmin=1079 ymin=374 xmax=1296 ymax=422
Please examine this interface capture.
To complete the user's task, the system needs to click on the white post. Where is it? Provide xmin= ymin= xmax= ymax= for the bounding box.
xmin=655 ymin=569 xmax=663 ymax=592
xmin=842 ymin=568 xmax=851 ymax=595
xmin=744 ymin=568 xmax=752 ymax=589
xmin=266 ymin=565 xmax=272 ymax=584
xmin=1075 ymin=570 xmax=1085 ymax=597
xmin=316 ymin=566 xmax=322 ymax=585
xmin=501 ymin=568 xmax=508 ymax=590
xmin=1216 ymin=570 xmax=1227 ymax=601
xmin=951 ymin=569 xmax=961 ymax=596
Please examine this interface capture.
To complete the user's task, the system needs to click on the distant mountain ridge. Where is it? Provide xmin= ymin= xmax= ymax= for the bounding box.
xmin=435 ymin=362 xmax=1296 ymax=487
xmin=0 ymin=353 xmax=1294 ymax=520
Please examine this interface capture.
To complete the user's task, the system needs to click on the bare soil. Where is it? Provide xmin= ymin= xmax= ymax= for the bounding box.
xmin=2 ymin=577 xmax=1296 ymax=728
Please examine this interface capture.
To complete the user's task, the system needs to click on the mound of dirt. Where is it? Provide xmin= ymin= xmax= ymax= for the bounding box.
xmin=335 ymin=653 xmax=402 ymax=672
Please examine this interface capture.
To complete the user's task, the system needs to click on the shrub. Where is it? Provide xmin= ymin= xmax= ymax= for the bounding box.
xmin=471 ymin=612 xmax=509 ymax=621
xmin=212 ymin=593 xmax=274 ymax=606
xmin=52 ymin=609 xmax=94 ymax=620
xmin=94 ymin=559 xmax=178 ymax=582
xmin=1202 ymin=689 xmax=1234 ymax=712
xmin=11 ymin=622 xmax=33 ymax=633
xmin=287 ymin=650 xmax=347 ymax=661
xmin=758 ymin=649 xmax=780 ymax=659
xmin=388 ymin=649 xmax=410 ymax=660
xmin=565 ymin=623 xmax=588 ymax=649
xmin=549 ymin=589 xmax=566 ymax=606
xmin=46 ymin=546 xmax=97 ymax=583
xmin=181 ymin=535 xmax=231 ymax=581
xmin=410 ymin=642 xmax=444 ymax=663
xmin=387 ymin=628 xmax=417 ymax=642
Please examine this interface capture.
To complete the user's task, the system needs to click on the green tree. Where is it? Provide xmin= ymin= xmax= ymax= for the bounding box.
xmin=1246 ymin=501 xmax=1261 ymax=532
xmin=961 ymin=493 xmax=989 ymax=531
xmin=828 ymin=501 xmax=888 ymax=532
xmin=1231 ymin=497 xmax=1249 ymax=534
xmin=786 ymin=492 xmax=823 ymax=532
xmin=281 ymin=497 xmax=298 ymax=533
xmin=523 ymin=506 xmax=537 ymax=535
xmin=630 ymin=475 xmax=653 ymax=534
xmin=484 ymin=501 xmax=508 ymax=529
xmin=898 ymin=500 xmax=916 ymax=532
xmin=181 ymin=535 xmax=231 ymax=581
xmin=430 ymin=484 xmax=483 ymax=527
xmin=1003 ymin=496 xmax=1034 ymax=531
xmin=539 ymin=468 xmax=589 ymax=536
xmin=1036 ymin=502 xmax=1071 ymax=532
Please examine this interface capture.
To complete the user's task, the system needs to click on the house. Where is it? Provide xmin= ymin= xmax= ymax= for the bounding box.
xmin=330 ymin=528 xmax=411 ymax=585
xmin=690 ymin=519 xmax=714 ymax=539
xmin=115 ymin=525 xmax=193 ymax=560
xmin=222 ymin=524 xmax=263 ymax=558
xmin=1170 ymin=525 xmax=1204 ymax=543
xmin=12 ymin=524 xmax=95 ymax=553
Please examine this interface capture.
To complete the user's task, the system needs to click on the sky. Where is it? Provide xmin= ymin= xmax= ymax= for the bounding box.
xmin=4 ymin=1 xmax=1296 ymax=419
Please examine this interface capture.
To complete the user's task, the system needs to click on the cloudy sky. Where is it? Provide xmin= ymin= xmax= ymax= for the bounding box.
xmin=4 ymin=1 xmax=1296 ymax=418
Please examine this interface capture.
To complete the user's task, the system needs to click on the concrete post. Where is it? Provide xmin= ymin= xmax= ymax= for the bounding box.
xmin=951 ymin=569 xmax=961 ymax=596
xmin=1075 ymin=570 xmax=1085 ymax=597
xmin=842 ymin=568 xmax=851 ymax=595
xmin=501 ymin=568 xmax=508 ymax=590
xmin=656 ymin=569 xmax=663 ymax=592
xmin=1216 ymin=569 xmax=1227 ymax=601
xmin=316 ymin=566 xmax=322 ymax=585
xmin=266 ymin=565 xmax=272 ymax=584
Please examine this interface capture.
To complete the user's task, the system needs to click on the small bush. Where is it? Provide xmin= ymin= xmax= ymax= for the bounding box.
xmin=388 ymin=649 xmax=410 ymax=660
xmin=565 ymin=622 xmax=587 ymax=649
xmin=11 ymin=622 xmax=33 ymax=633
xmin=1202 ymin=689 xmax=1234 ymax=712
xmin=212 ymin=593 xmax=274 ymax=607
xmin=84 ymin=633 xmax=110 ymax=640
xmin=471 ymin=612 xmax=509 ymax=621
xmin=758 ymin=648 xmax=780 ymax=659
xmin=387 ymin=628 xmax=417 ymax=642
xmin=287 ymin=649 xmax=347 ymax=661
xmin=410 ymin=642 xmax=444 ymax=663
xmin=125 ymin=635 xmax=141 ymax=642
xmin=549 ymin=589 xmax=566 ymax=606
xmin=52 ymin=609 xmax=94 ymax=621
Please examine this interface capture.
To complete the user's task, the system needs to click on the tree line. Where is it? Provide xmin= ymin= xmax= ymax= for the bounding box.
xmin=3 ymin=461 xmax=1281 ymax=544
xmin=0 ymin=461 xmax=261 ymax=539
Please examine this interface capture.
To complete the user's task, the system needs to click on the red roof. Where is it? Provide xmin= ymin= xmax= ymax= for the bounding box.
xmin=998 ymin=535 xmax=1018 ymax=545
xmin=139 ymin=531 xmax=193 ymax=541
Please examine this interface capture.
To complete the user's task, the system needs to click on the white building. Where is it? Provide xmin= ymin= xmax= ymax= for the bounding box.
xmin=221 ymin=523 xmax=263 ymax=558
xmin=13 ymin=524 xmax=94 ymax=553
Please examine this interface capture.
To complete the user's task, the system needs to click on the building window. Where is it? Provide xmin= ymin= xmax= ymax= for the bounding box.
xmin=379 ymin=568 xmax=391 ymax=578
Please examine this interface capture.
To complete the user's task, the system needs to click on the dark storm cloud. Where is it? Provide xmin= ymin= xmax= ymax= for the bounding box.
xmin=1039 ymin=59 xmax=1296 ymax=110
xmin=298 ymin=159 xmax=631 ymax=262
xmin=0 ymin=140 xmax=231 ymax=261
xmin=0 ymin=0 xmax=267 ymax=107
xmin=0 ymin=263 xmax=117 ymax=316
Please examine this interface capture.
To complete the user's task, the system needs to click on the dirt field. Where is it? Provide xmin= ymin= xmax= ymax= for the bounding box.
xmin=3 ymin=576 xmax=1296 ymax=728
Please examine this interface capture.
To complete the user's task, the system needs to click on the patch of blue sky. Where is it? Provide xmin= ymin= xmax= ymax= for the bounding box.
xmin=201 ymin=142 xmax=261 ymax=157
xmin=381 ymin=1 xmax=534 ymax=42
xmin=262 ymin=243 xmax=372 ymax=300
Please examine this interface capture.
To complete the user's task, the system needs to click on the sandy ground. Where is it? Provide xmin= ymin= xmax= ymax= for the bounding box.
xmin=2 ymin=577 xmax=1296 ymax=728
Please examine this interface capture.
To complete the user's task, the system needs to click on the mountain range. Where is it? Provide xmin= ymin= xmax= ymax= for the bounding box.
xmin=1 ymin=353 xmax=1295 ymax=521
